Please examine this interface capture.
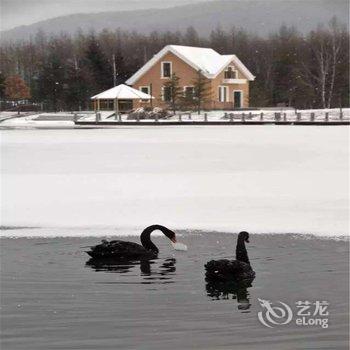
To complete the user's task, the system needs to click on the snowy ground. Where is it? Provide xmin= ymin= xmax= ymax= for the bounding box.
xmin=1 ymin=126 xmax=349 ymax=238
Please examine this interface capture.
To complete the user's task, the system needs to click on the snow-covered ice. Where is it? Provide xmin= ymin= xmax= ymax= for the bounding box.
xmin=0 ymin=125 xmax=349 ymax=237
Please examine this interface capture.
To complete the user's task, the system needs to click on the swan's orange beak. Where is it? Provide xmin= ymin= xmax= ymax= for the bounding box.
xmin=171 ymin=237 xmax=177 ymax=243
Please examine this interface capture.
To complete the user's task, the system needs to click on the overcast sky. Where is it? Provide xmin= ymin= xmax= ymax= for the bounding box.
xmin=1 ymin=0 xmax=210 ymax=31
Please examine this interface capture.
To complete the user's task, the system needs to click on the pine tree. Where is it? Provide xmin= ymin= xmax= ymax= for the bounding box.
xmin=64 ymin=58 xmax=89 ymax=110
xmin=84 ymin=36 xmax=112 ymax=94
xmin=36 ymin=51 xmax=65 ymax=111
xmin=162 ymin=73 xmax=182 ymax=113
xmin=271 ymin=25 xmax=299 ymax=106
xmin=113 ymin=50 xmax=130 ymax=86
xmin=192 ymin=70 xmax=211 ymax=113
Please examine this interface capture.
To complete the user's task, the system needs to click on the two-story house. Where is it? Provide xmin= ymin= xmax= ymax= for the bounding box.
xmin=126 ymin=45 xmax=255 ymax=110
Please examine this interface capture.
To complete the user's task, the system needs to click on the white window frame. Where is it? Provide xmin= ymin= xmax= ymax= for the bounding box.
xmin=139 ymin=86 xmax=150 ymax=95
xmin=183 ymin=85 xmax=195 ymax=97
xmin=161 ymin=61 xmax=172 ymax=79
xmin=218 ymin=86 xmax=229 ymax=102
xmin=162 ymin=86 xmax=172 ymax=102
xmin=233 ymin=90 xmax=244 ymax=108
xmin=224 ymin=66 xmax=238 ymax=79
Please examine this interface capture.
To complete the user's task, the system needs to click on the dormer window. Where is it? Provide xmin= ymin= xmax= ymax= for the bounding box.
xmin=161 ymin=61 xmax=172 ymax=78
xmin=224 ymin=66 xmax=237 ymax=79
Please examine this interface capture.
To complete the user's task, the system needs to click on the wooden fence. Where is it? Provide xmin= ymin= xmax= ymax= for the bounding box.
xmin=74 ymin=111 xmax=349 ymax=126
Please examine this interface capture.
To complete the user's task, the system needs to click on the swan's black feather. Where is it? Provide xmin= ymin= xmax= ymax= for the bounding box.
xmin=205 ymin=259 xmax=255 ymax=282
xmin=204 ymin=231 xmax=255 ymax=282
xmin=86 ymin=225 xmax=176 ymax=260
xmin=87 ymin=240 xmax=155 ymax=259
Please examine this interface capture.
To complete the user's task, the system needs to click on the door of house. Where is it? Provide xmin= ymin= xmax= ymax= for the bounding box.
xmin=233 ymin=91 xmax=242 ymax=108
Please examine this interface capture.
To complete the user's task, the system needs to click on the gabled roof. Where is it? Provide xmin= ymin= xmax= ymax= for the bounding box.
xmin=126 ymin=45 xmax=255 ymax=85
xmin=91 ymin=84 xmax=154 ymax=100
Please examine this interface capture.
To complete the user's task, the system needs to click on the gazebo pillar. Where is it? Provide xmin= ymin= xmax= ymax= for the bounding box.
xmin=114 ymin=98 xmax=119 ymax=120
xmin=97 ymin=99 xmax=100 ymax=111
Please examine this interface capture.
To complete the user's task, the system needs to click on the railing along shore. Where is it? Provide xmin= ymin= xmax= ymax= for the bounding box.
xmin=74 ymin=110 xmax=350 ymax=126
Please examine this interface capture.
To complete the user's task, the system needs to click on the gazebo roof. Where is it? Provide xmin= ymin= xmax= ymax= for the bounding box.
xmin=91 ymin=84 xmax=154 ymax=100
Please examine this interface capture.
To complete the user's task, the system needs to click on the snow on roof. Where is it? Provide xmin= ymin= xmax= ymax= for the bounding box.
xmin=126 ymin=45 xmax=255 ymax=85
xmin=91 ymin=84 xmax=154 ymax=100
xmin=170 ymin=46 xmax=231 ymax=75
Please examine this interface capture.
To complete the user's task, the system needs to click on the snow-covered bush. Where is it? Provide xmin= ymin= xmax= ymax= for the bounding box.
xmin=127 ymin=107 xmax=170 ymax=120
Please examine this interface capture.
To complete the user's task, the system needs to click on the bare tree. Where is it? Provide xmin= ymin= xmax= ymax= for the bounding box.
xmin=299 ymin=19 xmax=343 ymax=108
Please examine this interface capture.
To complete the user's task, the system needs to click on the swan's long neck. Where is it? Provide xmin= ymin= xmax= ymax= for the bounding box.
xmin=235 ymin=237 xmax=250 ymax=264
xmin=140 ymin=225 xmax=166 ymax=253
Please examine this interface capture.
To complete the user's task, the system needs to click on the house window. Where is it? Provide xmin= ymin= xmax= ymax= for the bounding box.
xmin=162 ymin=86 xmax=172 ymax=102
xmin=224 ymin=66 xmax=237 ymax=79
xmin=139 ymin=86 xmax=150 ymax=95
xmin=161 ymin=62 xmax=172 ymax=78
xmin=218 ymin=86 xmax=228 ymax=102
xmin=183 ymin=86 xmax=194 ymax=98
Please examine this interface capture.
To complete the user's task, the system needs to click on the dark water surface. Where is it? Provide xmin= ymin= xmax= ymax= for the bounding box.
xmin=1 ymin=233 xmax=349 ymax=350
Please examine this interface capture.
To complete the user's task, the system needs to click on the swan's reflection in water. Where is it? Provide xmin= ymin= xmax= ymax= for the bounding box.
xmin=86 ymin=257 xmax=176 ymax=284
xmin=205 ymin=279 xmax=253 ymax=311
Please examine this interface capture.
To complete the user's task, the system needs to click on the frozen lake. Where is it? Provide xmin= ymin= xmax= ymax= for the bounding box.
xmin=1 ymin=125 xmax=349 ymax=236
xmin=1 ymin=125 xmax=349 ymax=349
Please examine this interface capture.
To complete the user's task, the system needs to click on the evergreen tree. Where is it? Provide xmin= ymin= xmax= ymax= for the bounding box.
xmin=36 ymin=49 xmax=66 ymax=111
xmin=192 ymin=70 xmax=211 ymax=114
xmin=113 ymin=50 xmax=130 ymax=85
xmin=271 ymin=25 xmax=300 ymax=106
xmin=162 ymin=73 xmax=182 ymax=113
xmin=64 ymin=58 xmax=89 ymax=110
xmin=84 ymin=35 xmax=112 ymax=94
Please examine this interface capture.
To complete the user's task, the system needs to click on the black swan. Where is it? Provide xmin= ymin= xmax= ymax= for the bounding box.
xmin=205 ymin=231 xmax=255 ymax=282
xmin=86 ymin=224 xmax=177 ymax=260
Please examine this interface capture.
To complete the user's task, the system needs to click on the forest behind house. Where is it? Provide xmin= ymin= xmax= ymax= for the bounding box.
xmin=0 ymin=19 xmax=349 ymax=111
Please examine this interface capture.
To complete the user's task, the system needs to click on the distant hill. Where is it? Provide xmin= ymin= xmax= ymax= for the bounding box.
xmin=1 ymin=0 xmax=348 ymax=42
xmin=1 ymin=0 xmax=202 ymax=31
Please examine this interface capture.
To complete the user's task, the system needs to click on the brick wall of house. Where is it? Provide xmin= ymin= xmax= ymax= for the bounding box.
xmin=210 ymin=61 xmax=250 ymax=109
xmin=133 ymin=52 xmax=198 ymax=109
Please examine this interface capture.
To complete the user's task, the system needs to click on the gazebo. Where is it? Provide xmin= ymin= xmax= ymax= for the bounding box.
xmin=91 ymin=84 xmax=154 ymax=115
